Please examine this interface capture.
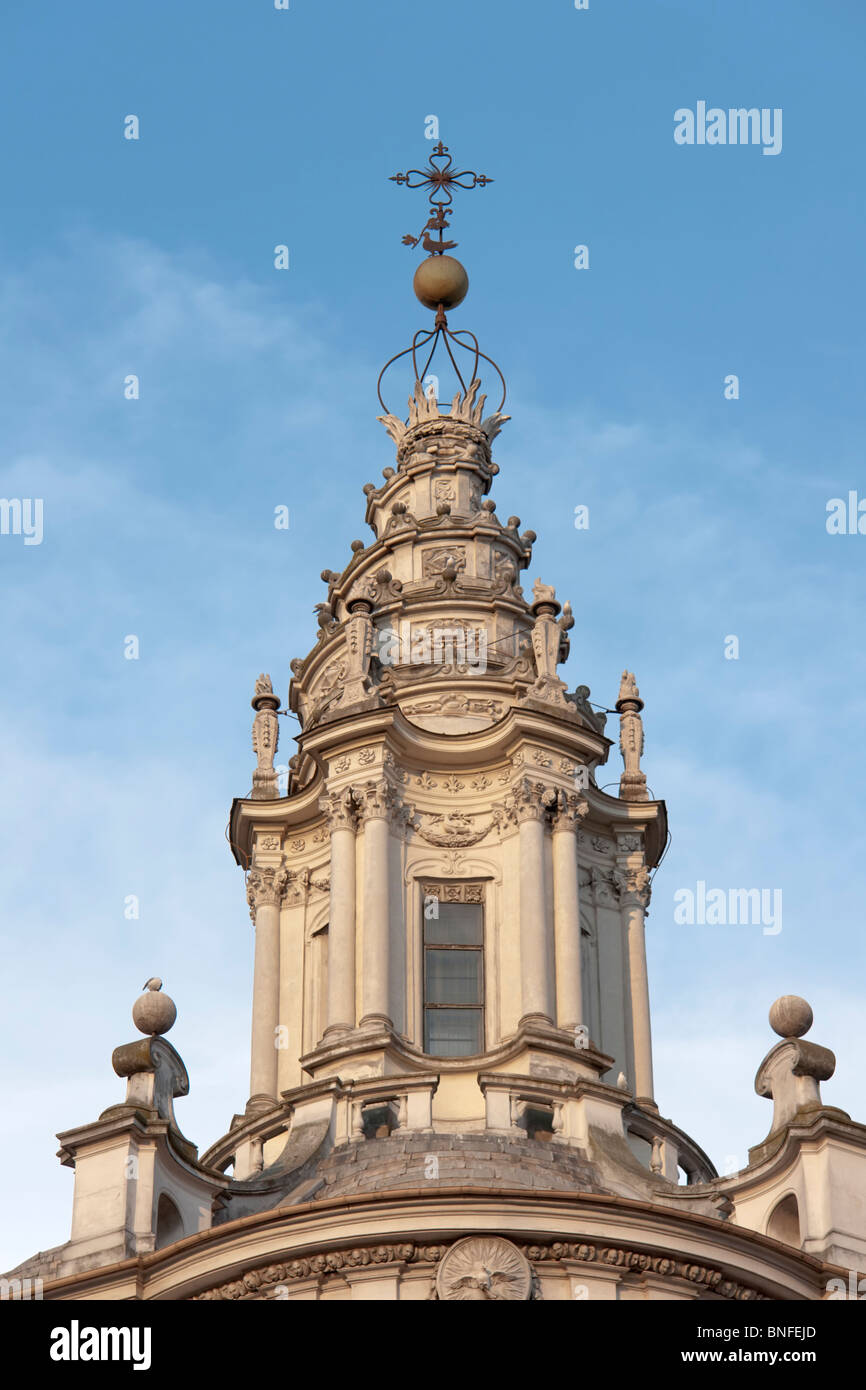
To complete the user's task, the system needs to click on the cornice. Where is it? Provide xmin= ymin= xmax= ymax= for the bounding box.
xmin=298 ymin=1017 xmax=615 ymax=1082
xmin=229 ymin=702 xmax=665 ymax=865
xmin=719 ymin=1108 xmax=866 ymax=1196
xmin=37 ymin=1187 xmax=839 ymax=1304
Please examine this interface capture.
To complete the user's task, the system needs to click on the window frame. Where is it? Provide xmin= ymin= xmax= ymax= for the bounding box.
xmin=420 ymin=882 xmax=486 ymax=1057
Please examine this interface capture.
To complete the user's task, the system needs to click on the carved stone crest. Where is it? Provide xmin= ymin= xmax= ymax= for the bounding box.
xmin=435 ymin=1237 xmax=532 ymax=1302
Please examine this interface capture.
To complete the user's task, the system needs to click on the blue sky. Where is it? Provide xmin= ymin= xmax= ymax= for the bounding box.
xmin=2 ymin=0 xmax=865 ymax=1267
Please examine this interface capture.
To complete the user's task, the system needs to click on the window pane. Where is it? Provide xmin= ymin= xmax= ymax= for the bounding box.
xmin=424 ymin=901 xmax=483 ymax=945
xmin=425 ymin=1008 xmax=482 ymax=1057
xmin=425 ymin=949 xmax=481 ymax=1004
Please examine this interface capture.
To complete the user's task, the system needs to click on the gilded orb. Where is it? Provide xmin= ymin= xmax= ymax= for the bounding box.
xmin=413 ymin=254 xmax=469 ymax=311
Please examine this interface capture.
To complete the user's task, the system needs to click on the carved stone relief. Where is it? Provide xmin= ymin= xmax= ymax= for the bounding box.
xmin=435 ymin=1237 xmax=532 ymax=1302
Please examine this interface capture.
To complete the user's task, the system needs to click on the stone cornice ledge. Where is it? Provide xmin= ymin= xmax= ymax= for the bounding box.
xmin=299 ymin=1018 xmax=615 ymax=1081
xmin=36 ymin=1188 xmax=841 ymax=1303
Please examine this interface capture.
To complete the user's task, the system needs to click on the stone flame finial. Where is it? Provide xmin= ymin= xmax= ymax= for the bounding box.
xmin=251 ymin=673 xmax=280 ymax=800
xmin=616 ymin=670 xmax=648 ymax=801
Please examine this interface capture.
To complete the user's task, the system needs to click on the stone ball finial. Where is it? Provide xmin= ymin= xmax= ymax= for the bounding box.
xmin=413 ymin=254 xmax=469 ymax=311
xmin=133 ymin=978 xmax=177 ymax=1037
xmin=769 ymin=994 xmax=813 ymax=1039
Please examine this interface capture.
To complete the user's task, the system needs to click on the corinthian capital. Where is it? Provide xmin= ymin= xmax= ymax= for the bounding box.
xmin=551 ymin=789 xmax=589 ymax=831
xmin=319 ymin=786 xmax=362 ymax=832
xmin=246 ymin=863 xmax=290 ymax=916
xmin=613 ymin=865 xmax=652 ymax=909
xmin=507 ymin=777 xmax=557 ymax=824
xmin=358 ymin=779 xmax=398 ymax=823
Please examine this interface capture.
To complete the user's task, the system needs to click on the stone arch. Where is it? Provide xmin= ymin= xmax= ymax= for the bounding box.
xmin=579 ymin=903 xmax=600 ymax=1045
xmin=304 ymin=905 xmax=330 ymax=1051
xmin=766 ymin=1192 xmax=800 ymax=1247
xmin=155 ymin=1193 xmax=184 ymax=1250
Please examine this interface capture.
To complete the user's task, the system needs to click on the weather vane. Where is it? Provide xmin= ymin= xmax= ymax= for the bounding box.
xmin=390 ymin=141 xmax=492 ymax=255
xmin=378 ymin=139 xmax=504 ymax=419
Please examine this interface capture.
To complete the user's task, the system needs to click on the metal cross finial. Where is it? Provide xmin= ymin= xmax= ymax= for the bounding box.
xmin=390 ymin=141 xmax=493 ymax=255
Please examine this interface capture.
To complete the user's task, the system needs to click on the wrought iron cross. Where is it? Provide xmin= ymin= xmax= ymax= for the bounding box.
xmin=390 ymin=142 xmax=493 ymax=255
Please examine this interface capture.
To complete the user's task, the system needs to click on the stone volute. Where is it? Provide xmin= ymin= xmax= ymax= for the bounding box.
xmin=755 ymin=996 xmax=838 ymax=1136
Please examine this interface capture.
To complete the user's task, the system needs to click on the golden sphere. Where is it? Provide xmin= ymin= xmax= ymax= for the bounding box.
xmin=413 ymin=255 xmax=469 ymax=311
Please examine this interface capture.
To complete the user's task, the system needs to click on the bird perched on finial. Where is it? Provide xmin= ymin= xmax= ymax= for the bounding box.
xmin=132 ymin=978 xmax=177 ymax=1036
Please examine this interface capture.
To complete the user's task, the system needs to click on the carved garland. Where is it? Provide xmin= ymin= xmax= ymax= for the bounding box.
xmin=191 ymin=1239 xmax=768 ymax=1302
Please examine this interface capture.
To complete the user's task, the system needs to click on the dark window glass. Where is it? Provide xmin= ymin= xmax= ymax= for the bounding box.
xmin=423 ymin=897 xmax=484 ymax=1057
xmin=425 ymin=948 xmax=482 ymax=1005
xmin=424 ymin=902 xmax=483 ymax=945
xmin=425 ymin=1008 xmax=483 ymax=1057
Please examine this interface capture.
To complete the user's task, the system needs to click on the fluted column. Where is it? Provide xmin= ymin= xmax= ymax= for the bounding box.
xmin=360 ymin=781 xmax=394 ymax=1029
xmin=513 ymin=779 xmax=554 ymax=1025
xmin=618 ymin=865 xmax=654 ymax=1102
xmin=245 ymin=864 xmax=287 ymax=1106
xmin=552 ymin=793 xmax=588 ymax=1032
xmin=321 ymin=788 xmax=360 ymax=1036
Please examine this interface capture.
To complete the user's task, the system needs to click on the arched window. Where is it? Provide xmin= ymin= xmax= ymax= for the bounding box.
xmin=766 ymin=1193 xmax=800 ymax=1247
xmin=155 ymin=1193 xmax=184 ymax=1250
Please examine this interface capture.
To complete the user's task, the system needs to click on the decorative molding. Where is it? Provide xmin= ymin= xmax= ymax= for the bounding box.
xmin=421 ymin=881 xmax=485 ymax=904
xmin=615 ymin=832 xmax=643 ymax=855
xmin=402 ymin=693 xmax=504 ymax=722
xmin=516 ymin=1242 xmax=768 ymax=1301
xmin=413 ymin=812 xmax=494 ymax=848
xmin=580 ymin=865 xmax=621 ymax=909
xmin=422 ymin=545 xmax=466 ymax=578
xmin=191 ymin=1237 xmax=768 ymax=1302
